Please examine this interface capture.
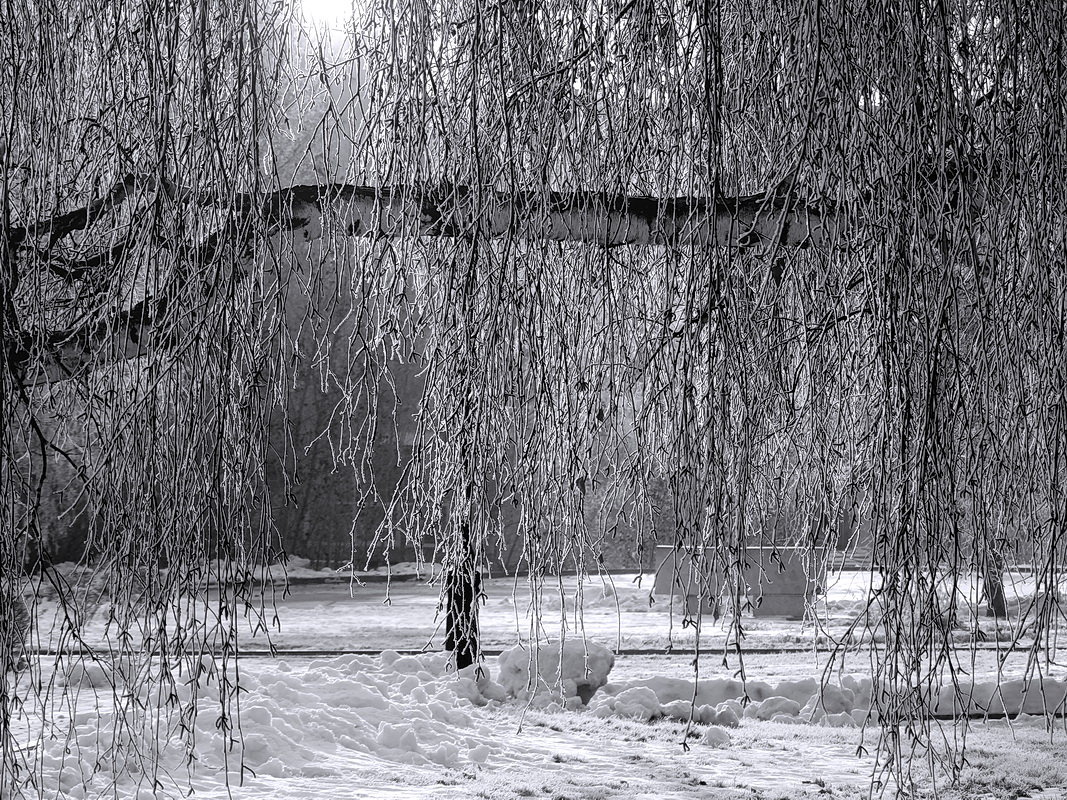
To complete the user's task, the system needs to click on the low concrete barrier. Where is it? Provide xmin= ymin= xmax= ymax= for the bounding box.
xmin=653 ymin=545 xmax=826 ymax=620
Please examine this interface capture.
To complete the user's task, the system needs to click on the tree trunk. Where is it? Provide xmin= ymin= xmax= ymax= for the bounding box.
xmin=444 ymin=522 xmax=480 ymax=670
xmin=1 ymin=583 xmax=30 ymax=672
xmin=983 ymin=555 xmax=1008 ymax=618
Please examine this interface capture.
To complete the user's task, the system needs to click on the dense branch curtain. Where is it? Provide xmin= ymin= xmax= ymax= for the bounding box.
xmin=1 ymin=0 xmax=1064 ymax=792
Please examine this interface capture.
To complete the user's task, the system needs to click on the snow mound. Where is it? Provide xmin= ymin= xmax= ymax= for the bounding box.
xmin=497 ymin=640 xmax=615 ymax=705
xmin=930 ymin=677 xmax=1067 ymax=717
xmin=21 ymin=651 xmax=512 ymax=797
xmin=365 ymin=560 xmax=442 ymax=577
xmin=274 ymin=555 xmax=338 ymax=578
xmin=703 ymin=725 xmax=732 ymax=748
xmin=587 ymin=672 xmax=1067 ymax=726
xmin=590 ymin=675 xmax=873 ymax=726
xmin=19 ymin=637 xmax=1067 ymax=798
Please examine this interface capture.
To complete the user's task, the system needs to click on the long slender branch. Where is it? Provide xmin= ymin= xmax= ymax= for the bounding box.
xmin=8 ymin=181 xmax=835 ymax=251
xmin=9 ymin=182 xmax=838 ymax=384
xmin=6 ymin=174 xmax=154 ymax=248
xmin=271 ymin=183 xmax=837 ymax=248
xmin=9 ymin=299 xmax=163 ymax=384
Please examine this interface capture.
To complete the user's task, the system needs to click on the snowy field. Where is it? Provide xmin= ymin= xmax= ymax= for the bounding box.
xmin=32 ymin=560 xmax=1060 ymax=654
xmin=6 ymin=564 xmax=1067 ymax=799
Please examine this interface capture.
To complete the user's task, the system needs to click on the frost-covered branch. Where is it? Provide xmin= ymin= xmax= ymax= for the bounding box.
xmin=274 ymin=182 xmax=838 ymax=248
xmin=9 ymin=181 xmax=837 ymax=384
xmin=8 ymin=298 xmax=162 ymax=384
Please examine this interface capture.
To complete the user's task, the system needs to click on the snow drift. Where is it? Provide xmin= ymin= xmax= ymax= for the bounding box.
xmin=10 ymin=639 xmax=1067 ymax=798
xmin=496 ymin=640 xmax=614 ymax=707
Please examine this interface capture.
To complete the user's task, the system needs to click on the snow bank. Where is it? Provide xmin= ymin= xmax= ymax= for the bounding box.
xmin=493 ymin=637 xmax=1067 ymax=730
xmin=581 ymin=668 xmax=872 ymax=732
xmin=582 ymin=579 xmax=658 ymax=612
xmin=365 ymin=560 xmax=443 ymax=577
xmin=497 ymin=640 xmax=615 ymax=707
xmin=272 ymin=555 xmax=340 ymax=579
xmin=587 ymin=675 xmax=872 ymax=728
xmin=21 ymin=650 xmax=512 ymax=798
xmin=515 ymin=578 xmax=656 ymax=615
xmin=199 ymin=555 xmax=442 ymax=583
xmin=17 ymin=639 xmax=1067 ymax=797
xmin=591 ymin=671 xmax=1067 ymax=726
xmin=930 ymin=676 xmax=1067 ymax=717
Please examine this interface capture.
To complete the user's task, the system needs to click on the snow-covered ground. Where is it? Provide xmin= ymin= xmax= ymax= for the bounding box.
xmin=7 ymin=643 xmax=1067 ymax=800
xmin=3 ymin=649 xmax=877 ymax=799
xmin=162 ymin=567 xmax=1067 ymax=661
xmin=6 ymin=565 xmax=1067 ymax=799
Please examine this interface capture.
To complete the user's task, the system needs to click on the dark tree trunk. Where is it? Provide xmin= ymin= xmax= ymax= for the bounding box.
xmin=1 ymin=585 xmax=30 ymax=672
xmin=983 ymin=554 xmax=1007 ymax=618
xmin=444 ymin=523 xmax=481 ymax=670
